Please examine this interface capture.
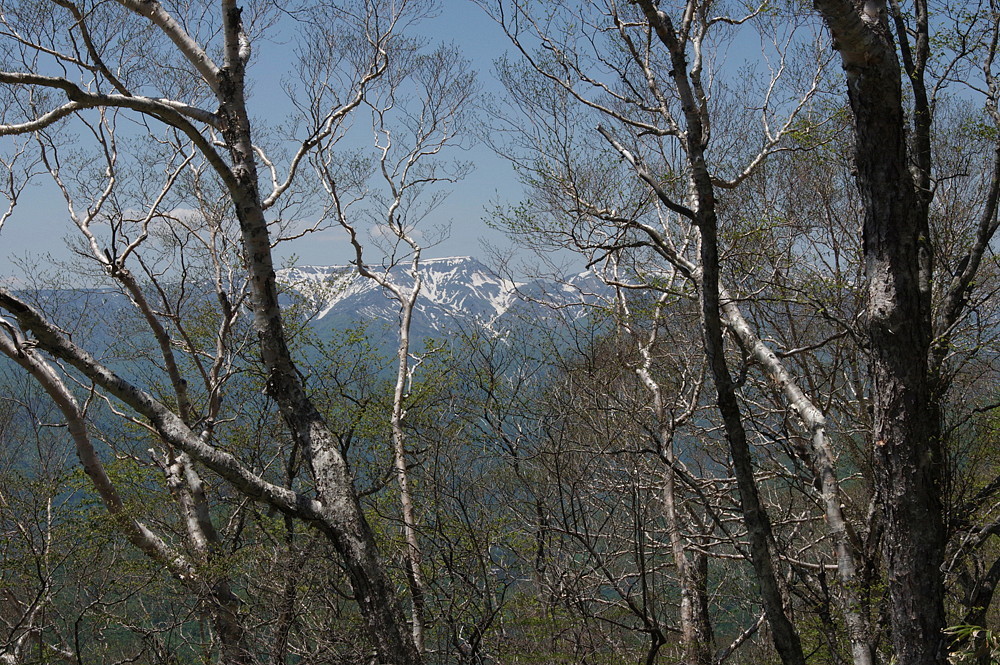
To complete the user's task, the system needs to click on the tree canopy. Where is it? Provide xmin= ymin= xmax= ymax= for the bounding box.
xmin=1 ymin=1 xmax=999 ymax=664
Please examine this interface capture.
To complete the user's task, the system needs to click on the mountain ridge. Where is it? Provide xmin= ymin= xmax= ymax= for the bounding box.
xmin=277 ymin=256 xmax=608 ymax=345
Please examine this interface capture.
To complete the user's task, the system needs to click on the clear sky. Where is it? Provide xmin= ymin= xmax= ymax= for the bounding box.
xmin=0 ymin=1 xmax=524 ymax=280
xmin=264 ymin=1 xmax=527 ymax=271
xmin=0 ymin=0 xmax=806 ymax=283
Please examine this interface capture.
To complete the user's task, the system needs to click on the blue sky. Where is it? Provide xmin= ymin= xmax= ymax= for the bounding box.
xmin=264 ymin=1 xmax=527 ymax=270
xmin=0 ymin=1 xmax=828 ymax=283
xmin=0 ymin=2 xmax=524 ymax=280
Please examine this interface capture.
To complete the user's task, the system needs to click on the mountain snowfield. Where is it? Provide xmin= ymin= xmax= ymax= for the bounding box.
xmin=277 ymin=256 xmax=609 ymax=342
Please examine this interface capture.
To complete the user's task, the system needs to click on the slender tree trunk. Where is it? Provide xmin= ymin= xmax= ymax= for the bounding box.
xmin=663 ymin=465 xmax=714 ymax=665
xmin=210 ymin=583 xmax=251 ymax=665
xmin=392 ymin=285 xmax=427 ymax=654
xmin=636 ymin=324 xmax=715 ymax=665
xmin=216 ymin=5 xmax=420 ymax=663
xmin=697 ymin=221 xmax=806 ymax=665
xmin=720 ymin=295 xmax=875 ymax=665
xmin=631 ymin=4 xmax=808 ymax=663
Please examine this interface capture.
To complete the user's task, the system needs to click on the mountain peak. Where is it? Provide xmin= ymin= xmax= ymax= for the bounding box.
xmin=278 ymin=256 xmax=520 ymax=330
xmin=277 ymin=257 xmax=607 ymax=344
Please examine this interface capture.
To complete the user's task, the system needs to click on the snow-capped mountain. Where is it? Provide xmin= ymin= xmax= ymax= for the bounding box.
xmin=278 ymin=256 xmax=608 ymax=346
xmin=281 ymin=256 xmax=520 ymax=325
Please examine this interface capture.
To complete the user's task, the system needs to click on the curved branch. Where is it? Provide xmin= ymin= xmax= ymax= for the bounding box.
xmin=0 ymin=72 xmax=221 ymax=127
xmin=260 ymin=76 xmax=384 ymax=209
xmin=0 ymin=71 xmax=235 ymax=192
xmin=0 ymin=289 xmax=323 ymax=524
xmin=0 ymin=324 xmax=192 ymax=578
xmin=596 ymin=124 xmax=696 ymax=220
xmin=51 ymin=0 xmax=132 ymax=95
xmin=0 ymin=100 xmax=83 ymax=135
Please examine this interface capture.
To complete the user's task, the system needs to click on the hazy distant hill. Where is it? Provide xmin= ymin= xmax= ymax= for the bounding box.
xmin=4 ymin=258 xmax=610 ymax=365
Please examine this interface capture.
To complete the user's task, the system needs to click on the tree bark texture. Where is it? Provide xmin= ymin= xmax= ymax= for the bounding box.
xmin=814 ymin=2 xmax=946 ymax=664
xmin=664 ymin=466 xmax=715 ymax=665
xmin=0 ymin=2 xmax=423 ymax=662
xmin=391 ymin=283 xmax=428 ymax=654
xmin=215 ymin=8 xmax=421 ymax=662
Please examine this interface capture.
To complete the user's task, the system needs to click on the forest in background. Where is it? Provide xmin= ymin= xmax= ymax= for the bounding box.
xmin=1 ymin=0 xmax=999 ymax=664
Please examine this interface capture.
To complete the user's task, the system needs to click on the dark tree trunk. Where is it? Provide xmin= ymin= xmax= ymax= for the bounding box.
xmin=851 ymin=37 xmax=946 ymax=665
xmin=689 ymin=549 xmax=715 ymax=665
xmin=632 ymin=4 xmax=808 ymax=664
xmin=698 ymin=215 xmax=808 ymax=665
xmin=814 ymin=3 xmax=947 ymax=664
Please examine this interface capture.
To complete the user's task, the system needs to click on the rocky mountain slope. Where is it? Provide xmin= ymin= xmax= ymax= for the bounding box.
xmin=278 ymin=256 xmax=608 ymax=346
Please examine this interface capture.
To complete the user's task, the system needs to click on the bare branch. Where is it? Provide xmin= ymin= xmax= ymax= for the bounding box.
xmin=114 ymin=0 xmax=221 ymax=95
xmin=0 ymin=289 xmax=323 ymax=524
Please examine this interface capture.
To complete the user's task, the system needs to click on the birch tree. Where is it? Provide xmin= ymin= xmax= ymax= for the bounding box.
xmin=0 ymin=1 xmax=451 ymax=662
xmin=491 ymin=1 xmax=1000 ymax=664
xmin=487 ymin=1 xmax=873 ymax=662
xmin=810 ymin=1 xmax=1000 ymax=663
xmin=312 ymin=42 xmax=476 ymax=655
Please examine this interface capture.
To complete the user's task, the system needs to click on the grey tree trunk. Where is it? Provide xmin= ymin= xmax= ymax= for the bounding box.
xmin=215 ymin=6 xmax=421 ymax=662
xmin=631 ymin=3 xmax=808 ymax=664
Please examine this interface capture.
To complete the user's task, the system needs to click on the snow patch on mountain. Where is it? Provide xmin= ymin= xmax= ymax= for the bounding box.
xmin=277 ymin=257 xmax=532 ymax=336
